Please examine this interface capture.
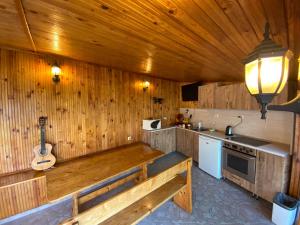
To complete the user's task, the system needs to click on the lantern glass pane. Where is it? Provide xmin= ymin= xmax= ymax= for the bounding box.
xmin=277 ymin=56 xmax=289 ymax=93
xmin=245 ymin=60 xmax=259 ymax=94
xmin=260 ymin=56 xmax=283 ymax=93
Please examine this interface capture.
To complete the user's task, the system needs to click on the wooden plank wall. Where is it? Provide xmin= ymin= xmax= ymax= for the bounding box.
xmin=0 ymin=48 xmax=179 ymax=175
xmin=289 ymin=114 xmax=300 ymax=198
xmin=0 ymin=175 xmax=48 ymax=219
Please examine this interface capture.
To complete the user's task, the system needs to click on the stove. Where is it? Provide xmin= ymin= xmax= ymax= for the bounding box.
xmin=222 ymin=135 xmax=269 ymax=183
xmin=225 ymin=135 xmax=270 ymax=147
xmin=223 ymin=141 xmax=257 ymax=156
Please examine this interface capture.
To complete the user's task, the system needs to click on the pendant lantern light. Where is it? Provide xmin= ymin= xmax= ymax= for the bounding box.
xmin=243 ymin=23 xmax=293 ymax=119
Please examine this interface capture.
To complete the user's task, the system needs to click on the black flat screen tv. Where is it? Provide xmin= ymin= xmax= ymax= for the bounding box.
xmin=181 ymin=82 xmax=201 ymax=101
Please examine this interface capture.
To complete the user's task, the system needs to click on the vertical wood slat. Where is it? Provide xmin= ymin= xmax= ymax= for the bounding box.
xmin=0 ymin=48 xmax=180 ymax=175
xmin=0 ymin=175 xmax=48 ymax=219
xmin=289 ymin=114 xmax=300 ymax=198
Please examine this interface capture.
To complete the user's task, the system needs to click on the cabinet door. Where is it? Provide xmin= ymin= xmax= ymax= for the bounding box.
xmin=176 ymin=128 xmax=185 ymax=154
xmin=198 ymin=83 xmax=216 ymax=108
xmin=150 ymin=132 xmax=160 ymax=149
xmin=214 ymin=85 xmax=227 ymax=109
xmin=160 ymin=128 xmax=176 ymax=154
xmin=235 ymin=83 xmax=259 ymax=110
xmin=255 ymin=151 xmax=290 ymax=202
xmin=142 ymin=130 xmax=151 ymax=145
xmin=193 ymin=133 xmax=199 ymax=162
xmin=149 ymin=129 xmax=176 ymax=154
xmin=184 ymin=130 xmax=194 ymax=157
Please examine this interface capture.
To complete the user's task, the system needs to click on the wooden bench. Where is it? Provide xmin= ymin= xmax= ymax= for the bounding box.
xmin=0 ymin=143 xmax=164 ymax=221
xmin=61 ymin=157 xmax=192 ymax=225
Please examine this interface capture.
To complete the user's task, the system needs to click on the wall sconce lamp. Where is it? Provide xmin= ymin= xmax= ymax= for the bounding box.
xmin=143 ymin=81 xmax=150 ymax=91
xmin=243 ymin=23 xmax=293 ymax=119
xmin=268 ymin=58 xmax=300 ymax=114
xmin=51 ymin=63 xmax=61 ymax=84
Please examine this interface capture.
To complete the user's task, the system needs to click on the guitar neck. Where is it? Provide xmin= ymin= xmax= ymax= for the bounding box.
xmin=40 ymin=127 xmax=46 ymax=154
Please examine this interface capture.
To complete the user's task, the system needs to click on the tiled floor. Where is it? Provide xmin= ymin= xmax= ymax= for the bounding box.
xmin=139 ymin=166 xmax=273 ymax=225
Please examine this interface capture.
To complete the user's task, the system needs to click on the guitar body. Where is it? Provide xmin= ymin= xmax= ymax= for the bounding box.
xmin=32 ymin=117 xmax=56 ymax=171
xmin=31 ymin=143 xmax=56 ymax=171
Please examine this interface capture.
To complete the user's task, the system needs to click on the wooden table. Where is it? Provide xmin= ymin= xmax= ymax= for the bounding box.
xmin=45 ymin=142 xmax=164 ymax=201
xmin=0 ymin=143 xmax=164 ymax=219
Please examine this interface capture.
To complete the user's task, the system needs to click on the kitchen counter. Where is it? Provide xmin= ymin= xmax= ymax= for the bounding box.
xmin=143 ymin=126 xmax=176 ymax=132
xmin=176 ymin=127 xmax=290 ymax=157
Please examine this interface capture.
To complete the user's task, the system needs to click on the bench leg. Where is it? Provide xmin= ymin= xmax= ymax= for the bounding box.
xmin=173 ymin=160 xmax=192 ymax=213
xmin=138 ymin=164 xmax=148 ymax=182
xmin=72 ymin=194 xmax=79 ymax=216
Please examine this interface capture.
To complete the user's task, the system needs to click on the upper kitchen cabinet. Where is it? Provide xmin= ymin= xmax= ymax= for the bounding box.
xmin=198 ymin=82 xmax=296 ymax=110
xmin=198 ymin=83 xmax=216 ymax=108
xmin=214 ymin=83 xmax=257 ymax=110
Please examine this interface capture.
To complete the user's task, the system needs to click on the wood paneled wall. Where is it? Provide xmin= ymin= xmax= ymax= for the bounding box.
xmin=289 ymin=114 xmax=300 ymax=198
xmin=0 ymin=48 xmax=179 ymax=175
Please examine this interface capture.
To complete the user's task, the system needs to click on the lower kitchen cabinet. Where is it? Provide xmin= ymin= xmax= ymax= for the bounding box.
xmin=176 ymin=128 xmax=193 ymax=157
xmin=176 ymin=128 xmax=185 ymax=154
xmin=142 ymin=128 xmax=176 ymax=154
xmin=176 ymin=128 xmax=199 ymax=160
xmin=255 ymin=151 xmax=291 ymax=202
xmin=193 ymin=132 xmax=199 ymax=162
xmin=145 ymin=127 xmax=291 ymax=203
xmin=185 ymin=130 xmax=194 ymax=158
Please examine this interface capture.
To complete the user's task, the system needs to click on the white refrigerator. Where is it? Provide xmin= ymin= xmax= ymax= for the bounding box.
xmin=198 ymin=135 xmax=223 ymax=179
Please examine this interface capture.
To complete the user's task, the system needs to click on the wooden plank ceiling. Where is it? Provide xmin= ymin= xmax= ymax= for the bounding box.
xmin=0 ymin=0 xmax=299 ymax=81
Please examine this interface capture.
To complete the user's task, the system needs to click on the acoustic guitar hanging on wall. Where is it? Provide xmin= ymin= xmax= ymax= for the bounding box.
xmin=31 ymin=117 xmax=56 ymax=171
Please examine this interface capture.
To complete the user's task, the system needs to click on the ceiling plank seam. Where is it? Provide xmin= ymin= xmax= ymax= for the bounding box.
xmin=15 ymin=0 xmax=37 ymax=52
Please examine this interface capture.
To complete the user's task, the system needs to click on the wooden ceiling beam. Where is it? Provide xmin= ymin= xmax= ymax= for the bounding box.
xmin=14 ymin=0 xmax=36 ymax=52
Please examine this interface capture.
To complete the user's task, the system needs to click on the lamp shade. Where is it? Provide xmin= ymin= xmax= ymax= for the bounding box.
xmin=51 ymin=63 xmax=61 ymax=83
xmin=243 ymin=23 xmax=293 ymax=119
xmin=51 ymin=64 xmax=61 ymax=76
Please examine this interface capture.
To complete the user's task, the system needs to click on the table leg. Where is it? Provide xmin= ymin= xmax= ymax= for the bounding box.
xmin=173 ymin=160 xmax=192 ymax=213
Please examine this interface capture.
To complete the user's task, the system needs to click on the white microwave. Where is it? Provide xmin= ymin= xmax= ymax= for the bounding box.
xmin=142 ymin=119 xmax=161 ymax=130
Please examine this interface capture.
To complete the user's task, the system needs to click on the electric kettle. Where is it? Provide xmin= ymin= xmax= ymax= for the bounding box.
xmin=225 ymin=125 xmax=233 ymax=136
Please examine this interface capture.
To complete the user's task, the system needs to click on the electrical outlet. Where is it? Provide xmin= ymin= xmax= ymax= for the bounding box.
xmin=163 ymin=116 xmax=167 ymax=120
xmin=238 ymin=115 xmax=245 ymax=119
xmin=127 ymin=136 xmax=132 ymax=141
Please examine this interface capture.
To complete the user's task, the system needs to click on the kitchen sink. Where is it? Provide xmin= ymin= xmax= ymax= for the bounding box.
xmin=192 ymin=127 xmax=209 ymax=132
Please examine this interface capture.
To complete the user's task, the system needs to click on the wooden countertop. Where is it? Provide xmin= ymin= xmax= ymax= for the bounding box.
xmin=180 ymin=128 xmax=290 ymax=157
xmin=0 ymin=143 xmax=164 ymax=202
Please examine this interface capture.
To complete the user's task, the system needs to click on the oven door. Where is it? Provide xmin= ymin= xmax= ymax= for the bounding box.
xmin=223 ymin=147 xmax=256 ymax=183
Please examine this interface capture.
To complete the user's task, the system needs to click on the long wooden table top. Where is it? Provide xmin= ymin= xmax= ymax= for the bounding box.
xmin=0 ymin=143 xmax=164 ymax=202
